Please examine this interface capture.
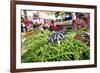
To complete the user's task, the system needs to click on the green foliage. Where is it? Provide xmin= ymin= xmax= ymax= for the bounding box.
xmin=21 ymin=30 xmax=90 ymax=63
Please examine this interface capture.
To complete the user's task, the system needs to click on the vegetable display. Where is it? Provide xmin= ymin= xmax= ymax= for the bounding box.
xmin=21 ymin=29 xmax=90 ymax=63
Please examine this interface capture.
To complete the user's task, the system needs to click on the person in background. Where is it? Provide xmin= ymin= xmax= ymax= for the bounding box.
xmin=49 ymin=20 xmax=63 ymax=32
xmin=21 ymin=16 xmax=27 ymax=32
xmin=65 ymin=13 xmax=72 ymax=21
xmin=24 ymin=16 xmax=33 ymax=31
xmin=73 ymin=16 xmax=85 ymax=30
xmin=42 ymin=19 xmax=48 ymax=29
xmin=37 ymin=18 xmax=45 ymax=30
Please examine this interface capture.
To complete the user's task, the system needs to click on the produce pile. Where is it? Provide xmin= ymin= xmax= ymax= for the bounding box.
xmin=21 ymin=29 xmax=90 ymax=63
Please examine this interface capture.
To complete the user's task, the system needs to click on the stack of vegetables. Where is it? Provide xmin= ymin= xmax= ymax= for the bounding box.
xmin=21 ymin=29 xmax=90 ymax=63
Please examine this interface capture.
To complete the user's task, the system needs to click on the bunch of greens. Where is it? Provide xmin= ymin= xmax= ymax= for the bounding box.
xmin=21 ymin=30 xmax=90 ymax=63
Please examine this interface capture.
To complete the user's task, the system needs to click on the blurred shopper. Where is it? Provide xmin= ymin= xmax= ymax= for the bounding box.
xmin=23 ymin=16 xmax=33 ymax=31
xmin=73 ymin=16 xmax=85 ymax=30
xmin=21 ymin=16 xmax=27 ymax=32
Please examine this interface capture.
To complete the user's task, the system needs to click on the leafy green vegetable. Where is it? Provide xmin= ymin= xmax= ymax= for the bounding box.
xmin=21 ymin=30 xmax=90 ymax=63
